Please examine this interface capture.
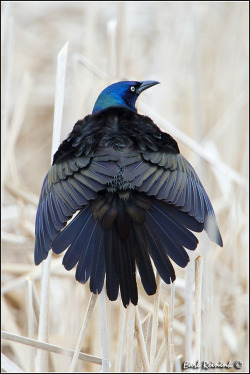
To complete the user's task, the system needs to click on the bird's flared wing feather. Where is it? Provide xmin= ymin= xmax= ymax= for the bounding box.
xmin=34 ymin=151 xmax=120 ymax=265
xmin=120 ymin=149 xmax=223 ymax=247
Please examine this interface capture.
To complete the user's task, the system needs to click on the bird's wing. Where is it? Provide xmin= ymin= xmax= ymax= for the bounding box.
xmin=121 ymin=148 xmax=223 ymax=247
xmin=34 ymin=148 xmax=121 ymax=265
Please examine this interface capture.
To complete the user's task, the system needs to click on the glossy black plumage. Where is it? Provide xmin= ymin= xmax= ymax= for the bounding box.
xmin=34 ymin=81 xmax=223 ymax=307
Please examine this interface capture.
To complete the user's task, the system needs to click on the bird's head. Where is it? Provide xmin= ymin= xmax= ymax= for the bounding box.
xmin=92 ymin=80 xmax=160 ymax=114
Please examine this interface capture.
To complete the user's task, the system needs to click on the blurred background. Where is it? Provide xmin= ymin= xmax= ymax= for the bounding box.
xmin=1 ymin=1 xmax=249 ymax=372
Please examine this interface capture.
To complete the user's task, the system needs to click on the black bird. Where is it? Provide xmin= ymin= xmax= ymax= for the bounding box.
xmin=34 ymin=80 xmax=223 ymax=307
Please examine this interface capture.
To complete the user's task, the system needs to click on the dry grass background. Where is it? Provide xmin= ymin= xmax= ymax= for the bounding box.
xmin=1 ymin=1 xmax=249 ymax=372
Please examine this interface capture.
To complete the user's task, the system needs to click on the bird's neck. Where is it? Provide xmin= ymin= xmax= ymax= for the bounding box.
xmin=92 ymin=94 xmax=137 ymax=114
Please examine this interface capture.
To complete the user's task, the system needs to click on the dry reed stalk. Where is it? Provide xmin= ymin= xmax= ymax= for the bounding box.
xmin=26 ymin=278 xmax=35 ymax=372
xmin=1 ymin=1 xmax=11 ymax=45
xmin=100 ymin=289 xmax=110 ymax=372
xmin=169 ymin=282 xmax=176 ymax=371
xmin=31 ymin=280 xmax=40 ymax=323
xmin=115 ymin=302 xmax=127 ymax=372
xmin=194 ymin=256 xmax=203 ymax=364
xmin=2 ymin=257 xmax=66 ymax=295
xmin=151 ymin=303 xmax=169 ymax=372
xmin=35 ymin=41 xmax=68 ymax=372
xmin=151 ymin=287 xmax=175 ymax=372
xmin=35 ymin=254 xmax=51 ymax=372
xmin=1 ymin=11 xmax=13 ymax=162
xmin=165 ymin=302 xmax=172 ymax=372
xmin=164 ymin=303 xmax=170 ymax=345
xmin=51 ymin=42 xmax=69 ymax=158
xmin=2 ymin=264 xmax=75 ymax=277
xmin=134 ymin=312 xmax=151 ymax=371
xmin=116 ymin=2 xmax=127 ymax=78
xmin=2 ymin=72 xmax=33 ymax=185
xmin=1 ymin=232 xmax=26 ymax=244
xmin=190 ymin=3 xmax=202 ymax=146
xmin=202 ymin=88 xmax=248 ymax=145
xmin=69 ymin=293 xmax=98 ymax=372
xmin=1 ymin=352 xmax=24 ymax=373
xmin=2 ymin=268 xmax=41 ymax=294
xmin=175 ymin=355 xmax=183 ymax=372
xmin=139 ymin=295 xmax=186 ymax=337
xmin=2 ymin=3 xmax=248 ymax=372
xmin=2 ymin=264 xmax=34 ymax=274
xmin=73 ymin=53 xmax=109 ymax=82
xmin=134 ymin=307 xmax=150 ymax=371
xmin=107 ymin=19 xmax=117 ymax=80
xmin=149 ymin=271 xmax=161 ymax=368
xmin=1 ymin=300 xmax=30 ymax=370
xmin=185 ymin=256 xmax=195 ymax=363
xmin=152 ymin=337 xmax=167 ymax=372
xmin=125 ymin=303 xmax=136 ymax=371
xmin=5 ymin=182 xmax=38 ymax=206
xmin=139 ymin=103 xmax=247 ymax=187
xmin=1 ymin=331 xmax=102 ymax=366
xmin=19 ymin=220 xmax=35 ymax=239
xmin=170 ymin=343 xmax=175 ymax=371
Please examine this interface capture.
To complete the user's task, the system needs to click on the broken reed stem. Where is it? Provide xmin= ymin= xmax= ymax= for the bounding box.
xmin=1 ymin=331 xmax=102 ymax=366
xmin=175 ymin=355 xmax=183 ymax=372
xmin=149 ymin=271 xmax=161 ymax=368
xmin=194 ymin=256 xmax=204 ymax=363
xmin=35 ymin=41 xmax=68 ymax=372
xmin=69 ymin=293 xmax=98 ymax=372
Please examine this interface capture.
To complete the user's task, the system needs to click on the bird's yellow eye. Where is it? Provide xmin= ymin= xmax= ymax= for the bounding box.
xmin=130 ymin=86 xmax=135 ymax=92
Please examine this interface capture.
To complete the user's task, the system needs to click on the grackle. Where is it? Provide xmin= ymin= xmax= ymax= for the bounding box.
xmin=34 ymin=80 xmax=223 ymax=307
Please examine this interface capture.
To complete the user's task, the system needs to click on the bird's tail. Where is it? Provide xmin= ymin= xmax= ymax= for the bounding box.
xmin=51 ymin=192 xmax=206 ymax=307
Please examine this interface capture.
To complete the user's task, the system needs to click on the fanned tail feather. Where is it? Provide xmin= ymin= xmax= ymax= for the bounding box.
xmin=46 ymin=191 xmax=219 ymax=307
xmin=132 ymin=224 xmax=157 ymax=295
xmin=112 ymin=228 xmax=138 ymax=307
xmin=104 ymin=229 xmax=119 ymax=301
xmin=90 ymin=224 xmax=105 ymax=294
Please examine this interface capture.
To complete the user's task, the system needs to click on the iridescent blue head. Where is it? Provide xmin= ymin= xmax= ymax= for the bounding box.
xmin=92 ymin=80 xmax=160 ymax=114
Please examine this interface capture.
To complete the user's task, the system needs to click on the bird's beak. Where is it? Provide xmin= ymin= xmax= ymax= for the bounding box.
xmin=137 ymin=80 xmax=160 ymax=95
